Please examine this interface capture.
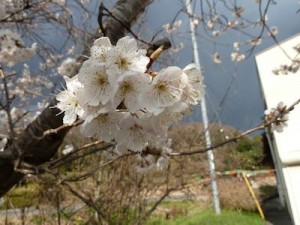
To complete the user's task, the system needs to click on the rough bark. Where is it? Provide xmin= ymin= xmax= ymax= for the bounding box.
xmin=0 ymin=0 xmax=152 ymax=198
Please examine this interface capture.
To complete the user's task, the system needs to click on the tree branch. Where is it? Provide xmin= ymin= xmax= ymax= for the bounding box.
xmin=168 ymin=98 xmax=300 ymax=156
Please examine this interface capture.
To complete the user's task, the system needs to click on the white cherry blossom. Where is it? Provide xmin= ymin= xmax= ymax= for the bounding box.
xmin=212 ymin=52 xmax=222 ymax=64
xmin=248 ymin=38 xmax=262 ymax=46
xmin=227 ymin=21 xmax=238 ymax=28
xmin=140 ymin=66 xmax=188 ymax=115
xmin=0 ymin=29 xmax=37 ymax=67
xmin=54 ymin=35 xmax=206 ymax=171
xmin=58 ymin=57 xmax=77 ymax=77
xmin=268 ymin=26 xmax=279 ymax=37
xmin=264 ymin=102 xmax=289 ymax=133
xmin=162 ymin=20 xmax=182 ymax=33
xmin=233 ymin=42 xmax=240 ymax=51
xmin=212 ymin=30 xmax=220 ymax=37
xmin=231 ymin=52 xmax=245 ymax=62
xmin=106 ymin=36 xmax=149 ymax=82
xmin=115 ymin=116 xmax=153 ymax=152
xmin=81 ymin=112 xmax=124 ymax=142
xmin=78 ymin=59 xmax=112 ymax=105
xmin=182 ymin=63 xmax=205 ymax=105
xmin=90 ymin=37 xmax=112 ymax=62
xmin=77 ymin=103 xmax=103 ymax=123
xmin=149 ymin=109 xmax=185 ymax=136
xmin=62 ymin=144 xmax=74 ymax=155
xmin=112 ymin=72 xmax=151 ymax=112
xmin=207 ymin=19 xmax=214 ymax=29
xmin=56 ymin=76 xmax=84 ymax=125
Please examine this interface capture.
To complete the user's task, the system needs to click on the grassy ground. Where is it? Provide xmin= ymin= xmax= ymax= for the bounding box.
xmin=147 ymin=210 xmax=264 ymax=225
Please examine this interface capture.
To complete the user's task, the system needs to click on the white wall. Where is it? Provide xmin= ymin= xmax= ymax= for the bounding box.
xmin=255 ymin=33 xmax=300 ymax=225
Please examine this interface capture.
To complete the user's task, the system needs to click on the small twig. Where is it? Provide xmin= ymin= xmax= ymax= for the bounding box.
xmin=0 ymin=1 xmax=32 ymax=22
xmin=168 ymin=124 xmax=265 ymax=156
xmin=41 ymin=120 xmax=83 ymax=139
xmin=146 ymin=38 xmax=172 ymax=70
xmin=12 ymin=111 xmax=29 ymax=126
xmin=7 ymin=142 xmax=115 ymax=176
xmin=47 ymin=142 xmax=113 ymax=169
xmin=42 ymin=167 xmax=109 ymax=223
xmin=98 ymin=3 xmax=106 ymax=36
xmin=168 ymin=98 xmax=300 ymax=156
xmin=145 ymin=187 xmax=175 ymax=218
xmin=61 ymin=153 xmax=132 ymax=182
xmin=61 ymin=181 xmax=109 ymax=223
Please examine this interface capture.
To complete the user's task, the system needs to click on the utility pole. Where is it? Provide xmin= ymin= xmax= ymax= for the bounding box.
xmin=185 ymin=0 xmax=221 ymax=214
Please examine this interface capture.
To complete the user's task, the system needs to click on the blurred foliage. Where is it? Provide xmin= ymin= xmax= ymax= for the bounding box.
xmin=228 ymin=136 xmax=265 ymax=170
xmin=259 ymin=185 xmax=278 ymax=200
xmin=0 ymin=183 xmax=41 ymax=209
xmin=30 ymin=216 xmax=46 ymax=225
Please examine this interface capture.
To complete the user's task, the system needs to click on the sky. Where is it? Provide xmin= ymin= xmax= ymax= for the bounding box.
xmin=139 ymin=0 xmax=300 ymax=132
xmin=19 ymin=0 xmax=300 ymax=134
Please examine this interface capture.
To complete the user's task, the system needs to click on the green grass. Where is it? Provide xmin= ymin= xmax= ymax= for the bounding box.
xmin=158 ymin=200 xmax=194 ymax=208
xmin=147 ymin=210 xmax=264 ymax=225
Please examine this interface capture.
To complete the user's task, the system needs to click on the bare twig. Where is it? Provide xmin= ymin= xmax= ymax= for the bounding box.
xmin=47 ymin=142 xmax=114 ymax=169
xmin=41 ymin=120 xmax=83 ymax=139
xmin=168 ymin=98 xmax=300 ymax=156
xmin=61 ymin=181 xmax=109 ymax=223
xmin=98 ymin=3 xmax=106 ymax=36
xmin=169 ymin=124 xmax=264 ymax=156
xmin=61 ymin=153 xmax=133 ymax=182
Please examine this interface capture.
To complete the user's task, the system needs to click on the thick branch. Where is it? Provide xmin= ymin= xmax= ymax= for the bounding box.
xmin=104 ymin=0 xmax=153 ymax=45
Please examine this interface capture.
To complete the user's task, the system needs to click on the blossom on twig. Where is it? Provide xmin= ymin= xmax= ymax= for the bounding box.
xmin=264 ymin=102 xmax=289 ymax=132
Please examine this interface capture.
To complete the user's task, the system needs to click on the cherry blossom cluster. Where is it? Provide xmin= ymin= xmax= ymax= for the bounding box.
xmin=0 ymin=29 xmax=36 ymax=67
xmin=162 ymin=20 xmax=182 ymax=33
xmin=231 ymin=52 xmax=245 ymax=62
xmin=0 ymin=64 xmax=52 ymax=107
xmin=56 ymin=36 xmax=205 ymax=170
xmin=272 ymin=59 xmax=300 ymax=75
xmin=264 ymin=102 xmax=289 ymax=133
xmin=57 ymin=57 xmax=78 ymax=77
xmin=272 ymin=44 xmax=300 ymax=75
